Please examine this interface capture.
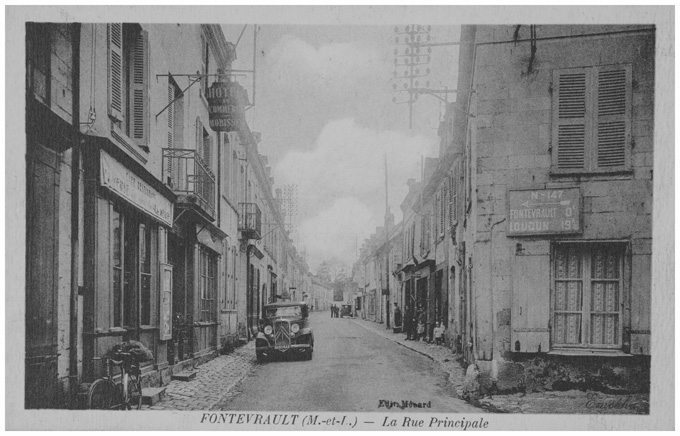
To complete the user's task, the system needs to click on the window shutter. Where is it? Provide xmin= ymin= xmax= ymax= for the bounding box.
xmin=167 ymin=85 xmax=174 ymax=148
xmin=108 ymin=23 xmax=124 ymax=122
xmin=595 ymin=65 xmax=631 ymax=169
xmin=196 ymin=118 xmax=204 ymax=159
xmin=511 ymin=242 xmax=550 ymax=353
xmin=200 ymin=34 xmax=207 ymax=96
xmin=552 ymin=68 xmax=588 ymax=170
xmin=130 ymin=30 xmax=149 ymax=147
xmin=204 ymin=134 xmax=212 ymax=170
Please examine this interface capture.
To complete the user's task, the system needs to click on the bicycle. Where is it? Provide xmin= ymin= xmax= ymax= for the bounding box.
xmin=87 ymin=350 xmax=143 ymax=410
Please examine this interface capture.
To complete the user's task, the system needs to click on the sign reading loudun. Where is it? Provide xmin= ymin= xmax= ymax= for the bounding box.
xmin=206 ymin=79 xmax=247 ymax=132
xmin=507 ymin=188 xmax=581 ymax=236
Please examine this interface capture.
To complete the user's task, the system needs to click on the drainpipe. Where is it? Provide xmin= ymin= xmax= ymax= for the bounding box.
xmin=69 ymin=23 xmax=81 ymax=408
xmin=487 ymin=217 xmax=506 ymax=363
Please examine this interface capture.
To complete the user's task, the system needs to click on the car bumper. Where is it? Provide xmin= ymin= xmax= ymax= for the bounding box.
xmin=256 ymin=343 xmax=312 ymax=353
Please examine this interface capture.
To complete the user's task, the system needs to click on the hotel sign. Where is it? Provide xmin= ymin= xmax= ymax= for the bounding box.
xmin=507 ymin=188 xmax=581 ymax=236
xmin=100 ymin=151 xmax=173 ymax=227
xmin=206 ymin=80 xmax=247 ymax=132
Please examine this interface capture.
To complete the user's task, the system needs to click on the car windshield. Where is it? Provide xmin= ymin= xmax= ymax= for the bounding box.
xmin=265 ymin=306 xmax=301 ymax=318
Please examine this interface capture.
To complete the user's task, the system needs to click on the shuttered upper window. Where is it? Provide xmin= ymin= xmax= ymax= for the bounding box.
xmin=108 ymin=23 xmax=149 ymax=149
xmin=551 ymin=65 xmax=631 ymax=174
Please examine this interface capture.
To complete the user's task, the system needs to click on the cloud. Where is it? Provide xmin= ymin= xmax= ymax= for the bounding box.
xmin=273 ymin=118 xmax=439 ymax=270
xmin=267 ymin=35 xmax=387 ymax=86
xmin=297 ymin=197 xmax=373 ymax=271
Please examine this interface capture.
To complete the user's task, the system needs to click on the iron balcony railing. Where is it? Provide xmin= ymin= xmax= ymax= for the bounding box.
xmin=238 ymin=202 xmax=262 ymax=240
xmin=162 ymin=148 xmax=215 ymax=219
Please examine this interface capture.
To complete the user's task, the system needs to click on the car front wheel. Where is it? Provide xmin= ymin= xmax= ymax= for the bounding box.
xmin=256 ymin=350 xmax=267 ymax=363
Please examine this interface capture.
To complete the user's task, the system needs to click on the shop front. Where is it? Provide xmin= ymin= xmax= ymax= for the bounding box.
xmin=82 ymin=143 xmax=175 ymax=385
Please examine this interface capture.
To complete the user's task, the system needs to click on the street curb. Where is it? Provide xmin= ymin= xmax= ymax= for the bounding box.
xmin=348 ymin=318 xmax=468 ymax=400
xmin=207 ymin=346 xmax=258 ymax=411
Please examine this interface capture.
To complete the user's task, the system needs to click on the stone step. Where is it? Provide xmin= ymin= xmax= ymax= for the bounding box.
xmin=171 ymin=371 xmax=197 ymax=382
xmin=142 ymin=387 xmax=167 ymax=406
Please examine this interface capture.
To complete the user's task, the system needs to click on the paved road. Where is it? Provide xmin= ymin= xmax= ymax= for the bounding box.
xmin=214 ymin=312 xmax=480 ymax=413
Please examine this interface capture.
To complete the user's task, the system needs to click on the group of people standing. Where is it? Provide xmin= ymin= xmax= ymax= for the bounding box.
xmin=398 ymin=303 xmax=446 ymax=344
xmin=330 ymin=304 xmax=341 ymax=318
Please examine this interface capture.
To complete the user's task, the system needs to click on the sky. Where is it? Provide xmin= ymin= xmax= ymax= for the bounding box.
xmin=221 ymin=24 xmax=460 ymax=272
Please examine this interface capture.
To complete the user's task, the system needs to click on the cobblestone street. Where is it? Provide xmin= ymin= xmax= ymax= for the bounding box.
xmin=142 ymin=342 xmax=257 ymax=411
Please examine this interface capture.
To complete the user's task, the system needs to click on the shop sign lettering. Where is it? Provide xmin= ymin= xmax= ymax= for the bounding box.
xmin=507 ymin=188 xmax=581 ymax=236
xmin=206 ymin=81 xmax=247 ymax=132
xmin=100 ymin=151 xmax=173 ymax=227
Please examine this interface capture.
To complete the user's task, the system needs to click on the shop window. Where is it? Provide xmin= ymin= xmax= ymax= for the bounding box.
xmin=551 ymin=65 xmax=631 ymax=174
xmin=108 ymin=23 xmax=149 ymax=148
xmin=199 ymin=247 xmax=217 ymax=322
xmin=552 ymin=243 xmax=624 ymax=348
xmin=26 ymin=23 xmax=75 ymax=123
xmin=111 ymin=203 xmax=156 ymax=329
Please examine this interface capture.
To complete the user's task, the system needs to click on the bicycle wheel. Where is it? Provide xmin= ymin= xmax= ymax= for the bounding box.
xmin=126 ymin=374 xmax=143 ymax=410
xmin=87 ymin=378 xmax=118 ymax=410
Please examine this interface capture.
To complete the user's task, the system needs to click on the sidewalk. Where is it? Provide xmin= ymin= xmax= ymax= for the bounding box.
xmin=143 ymin=341 xmax=257 ymax=411
xmin=349 ymin=318 xmax=467 ymax=398
xmin=349 ymin=317 xmax=649 ymax=414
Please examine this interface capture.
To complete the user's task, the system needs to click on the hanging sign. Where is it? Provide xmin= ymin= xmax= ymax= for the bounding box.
xmin=507 ymin=188 xmax=581 ymax=236
xmin=206 ymin=80 xmax=247 ymax=132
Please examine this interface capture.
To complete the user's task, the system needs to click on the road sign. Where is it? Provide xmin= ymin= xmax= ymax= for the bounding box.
xmin=507 ymin=188 xmax=581 ymax=236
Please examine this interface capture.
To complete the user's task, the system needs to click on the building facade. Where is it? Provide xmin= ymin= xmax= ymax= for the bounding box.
xmin=455 ymin=25 xmax=654 ymax=393
xmin=24 ymin=22 xmax=311 ymax=409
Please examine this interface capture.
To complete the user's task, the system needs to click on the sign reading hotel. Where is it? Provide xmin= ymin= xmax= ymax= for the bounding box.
xmin=206 ymin=80 xmax=247 ymax=132
xmin=100 ymin=151 xmax=173 ymax=227
xmin=507 ymin=188 xmax=581 ymax=236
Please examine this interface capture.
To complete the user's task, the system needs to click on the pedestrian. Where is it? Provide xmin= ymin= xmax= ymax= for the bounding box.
xmin=403 ymin=305 xmax=413 ymax=340
xmin=330 ymin=304 xmax=334 ymax=318
xmin=433 ymin=322 xmax=445 ymax=346
xmin=416 ymin=305 xmax=426 ymax=341
xmin=393 ymin=303 xmax=402 ymax=329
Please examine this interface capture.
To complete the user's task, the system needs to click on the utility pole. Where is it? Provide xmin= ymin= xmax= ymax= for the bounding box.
xmin=384 ymin=153 xmax=390 ymax=329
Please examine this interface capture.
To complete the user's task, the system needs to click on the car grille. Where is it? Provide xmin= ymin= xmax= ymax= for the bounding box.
xmin=274 ymin=320 xmax=291 ymax=349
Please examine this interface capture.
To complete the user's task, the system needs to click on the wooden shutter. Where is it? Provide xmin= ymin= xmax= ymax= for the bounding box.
xmin=196 ymin=118 xmax=204 ymax=159
xmin=552 ymin=68 xmax=588 ymax=171
xmin=108 ymin=23 xmax=124 ymax=122
xmin=167 ymin=85 xmax=174 ymax=148
xmin=200 ymin=34 xmax=207 ymax=96
xmin=130 ymin=30 xmax=149 ymax=147
xmin=594 ymin=65 xmax=631 ymax=170
xmin=511 ymin=241 xmax=550 ymax=353
xmin=204 ymin=134 xmax=212 ymax=170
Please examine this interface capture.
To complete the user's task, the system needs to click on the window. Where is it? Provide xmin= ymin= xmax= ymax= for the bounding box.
xmin=26 ymin=23 xmax=75 ymax=123
xmin=108 ymin=23 xmax=149 ymax=148
xmin=551 ymin=65 xmax=632 ymax=173
xmin=111 ymin=204 xmax=156 ymax=329
xmin=552 ymin=243 xmax=624 ymax=348
xmin=200 ymin=34 xmax=210 ymax=98
xmin=199 ymin=246 xmax=217 ymax=322
xmin=449 ymin=167 xmax=458 ymax=226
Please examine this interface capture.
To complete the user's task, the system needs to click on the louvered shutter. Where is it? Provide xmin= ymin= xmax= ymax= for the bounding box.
xmin=552 ymin=68 xmax=589 ymax=171
xmin=204 ymin=134 xmax=212 ymax=171
xmin=130 ymin=30 xmax=149 ymax=147
xmin=108 ymin=23 xmax=124 ymax=122
xmin=196 ymin=118 xmax=204 ymax=160
xmin=594 ymin=65 xmax=631 ymax=170
xmin=167 ymin=85 xmax=174 ymax=148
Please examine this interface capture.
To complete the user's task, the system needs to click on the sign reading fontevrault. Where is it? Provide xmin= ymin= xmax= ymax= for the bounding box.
xmin=100 ymin=150 xmax=173 ymax=227
xmin=507 ymin=188 xmax=581 ymax=236
xmin=206 ymin=79 xmax=248 ymax=132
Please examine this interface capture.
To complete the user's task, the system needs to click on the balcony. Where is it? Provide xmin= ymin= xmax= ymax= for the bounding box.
xmin=163 ymin=149 xmax=215 ymax=221
xmin=239 ymin=202 xmax=262 ymax=240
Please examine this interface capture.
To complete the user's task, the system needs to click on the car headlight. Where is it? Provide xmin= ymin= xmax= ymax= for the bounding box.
xmin=264 ymin=325 xmax=273 ymax=335
xmin=291 ymin=323 xmax=300 ymax=333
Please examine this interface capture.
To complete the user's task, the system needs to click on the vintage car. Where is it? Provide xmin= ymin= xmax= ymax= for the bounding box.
xmin=255 ymin=302 xmax=314 ymax=362
xmin=339 ymin=304 xmax=353 ymax=318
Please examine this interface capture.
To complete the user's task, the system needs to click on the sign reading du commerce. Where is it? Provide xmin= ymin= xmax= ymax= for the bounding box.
xmin=100 ymin=151 xmax=173 ymax=227
xmin=206 ymin=80 xmax=247 ymax=132
xmin=507 ymin=188 xmax=581 ymax=236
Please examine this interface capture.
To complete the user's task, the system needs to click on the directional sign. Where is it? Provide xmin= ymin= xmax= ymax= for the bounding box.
xmin=507 ymin=188 xmax=581 ymax=236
